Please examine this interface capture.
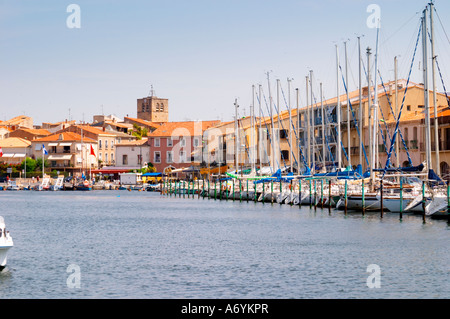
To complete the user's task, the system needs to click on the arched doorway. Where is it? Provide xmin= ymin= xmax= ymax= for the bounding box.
xmin=440 ymin=162 xmax=450 ymax=181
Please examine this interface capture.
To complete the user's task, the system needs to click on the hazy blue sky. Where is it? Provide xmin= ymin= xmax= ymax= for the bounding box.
xmin=1 ymin=0 xmax=449 ymax=125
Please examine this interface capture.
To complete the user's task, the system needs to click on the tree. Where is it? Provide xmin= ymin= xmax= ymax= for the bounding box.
xmin=132 ymin=124 xmax=148 ymax=140
xmin=35 ymin=157 xmax=50 ymax=170
xmin=21 ymin=158 xmax=37 ymax=172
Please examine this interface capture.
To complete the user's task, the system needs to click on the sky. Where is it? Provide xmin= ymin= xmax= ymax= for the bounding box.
xmin=1 ymin=0 xmax=450 ymax=125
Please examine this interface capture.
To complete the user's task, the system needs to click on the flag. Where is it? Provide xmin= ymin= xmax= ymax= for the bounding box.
xmin=0 ymin=147 xmax=3 ymax=157
xmin=90 ymin=144 xmax=96 ymax=157
xmin=42 ymin=144 xmax=48 ymax=155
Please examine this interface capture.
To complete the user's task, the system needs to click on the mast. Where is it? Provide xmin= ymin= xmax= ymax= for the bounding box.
xmin=320 ymin=82 xmax=326 ymax=172
xmin=296 ymin=88 xmax=300 ymax=174
xmin=367 ymin=47 xmax=373 ymax=186
xmin=422 ymin=8 xmax=432 ymax=175
xmin=336 ymin=44 xmax=342 ymax=170
xmin=267 ymin=72 xmax=276 ymax=173
xmin=288 ymin=78 xmax=293 ymax=173
xmin=373 ymin=25 xmax=380 ymax=177
xmin=395 ymin=56 xmax=400 ymax=170
xmin=430 ymin=1 xmax=440 ymax=176
xmin=344 ymin=41 xmax=351 ymax=169
xmin=358 ymin=36 xmax=363 ymax=171
xmin=310 ymin=70 xmax=315 ymax=174
xmin=306 ymin=75 xmax=310 ymax=169
xmin=251 ymin=85 xmax=256 ymax=175
xmin=277 ymin=79 xmax=281 ymax=170
xmin=258 ymin=84 xmax=263 ymax=172
xmin=234 ymin=98 xmax=239 ymax=175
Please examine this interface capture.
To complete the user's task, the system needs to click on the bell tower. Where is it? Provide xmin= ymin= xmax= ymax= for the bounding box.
xmin=137 ymin=86 xmax=169 ymax=123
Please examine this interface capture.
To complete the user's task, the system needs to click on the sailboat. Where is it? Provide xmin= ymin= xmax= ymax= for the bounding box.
xmin=0 ymin=216 xmax=13 ymax=271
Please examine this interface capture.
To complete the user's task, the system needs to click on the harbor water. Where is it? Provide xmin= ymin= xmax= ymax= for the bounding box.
xmin=0 ymin=190 xmax=448 ymax=299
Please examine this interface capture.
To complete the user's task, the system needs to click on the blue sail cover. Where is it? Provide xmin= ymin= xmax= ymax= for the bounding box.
xmin=312 ymin=164 xmax=366 ymax=180
xmin=373 ymin=163 xmax=424 ymax=173
xmin=428 ymin=169 xmax=445 ymax=185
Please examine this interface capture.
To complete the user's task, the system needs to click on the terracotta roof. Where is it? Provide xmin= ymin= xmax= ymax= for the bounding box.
xmin=3 ymin=115 xmax=32 ymax=126
xmin=13 ymin=128 xmax=51 ymax=136
xmin=33 ymin=132 xmax=96 ymax=143
xmin=124 ymin=117 xmax=163 ymax=128
xmin=0 ymin=137 xmax=31 ymax=148
xmin=149 ymin=121 xmax=221 ymax=137
xmin=73 ymin=125 xmax=116 ymax=137
xmin=116 ymin=138 xmax=149 ymax=146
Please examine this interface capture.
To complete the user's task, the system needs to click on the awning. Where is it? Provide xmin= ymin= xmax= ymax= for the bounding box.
xmin=48 ymin=142 xmax=58 ymax=146
xmin=142 ymin=172 xmax=162 ymax=177
xmin=1 ymin=153 xmax=14 ymax=158
xmin=76 ymin=157 xmax=82 ymax=163
xmin=59 ymin=142 xmax=72 ymax=146
xmin=13 ymin=153 xmax=26 ymax=158
xmin=48 ymin=155 xmax=72 ymax=160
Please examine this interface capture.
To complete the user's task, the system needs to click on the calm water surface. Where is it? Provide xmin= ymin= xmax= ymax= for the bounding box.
xmin=0 ymin=190 xmax=448 ymax=299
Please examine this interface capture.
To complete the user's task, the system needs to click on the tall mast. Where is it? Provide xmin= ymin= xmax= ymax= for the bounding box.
xmin=336 ymin=44 xmax=342 ymax=170
xmin=277 ymin=79 xmax=281 ymax=170
xmin=258 ymin=84 xmax=263 ymax=172
xmin=358 ymin=36 xmax=363 ymax=170
xmin=288 ymin=78 xmax=293 ymax=173
xmin=367 ymin=47 xmax=373 ymax=185
xmin=395 ymin=56 xmax=400 ymax=170
xmin=310 ymin=70 xmax=315 ymax=173
xmin=430 ymin=1 xmax=440 ymax=176
xmin=372 ymin=24 xmax=380 ymax=175
xmin=251 ymin=85 xmax=256 ymax=175
xmin=234 ymin=98 xmax=239 ymax=174
xmin=321 ymin=82 xmax=326 ymax=172
xmin=267 ymin=72 xmax=276 ymax=172
xmin=422 ymin=8 xmax=432 ymax=174
xmin=344 ymin=41 xmax=351 ymax=169
xmin=296 ymin=88 xmax=300 ymax=174
xmin=306 ymin=75 xmax=311 ymax=169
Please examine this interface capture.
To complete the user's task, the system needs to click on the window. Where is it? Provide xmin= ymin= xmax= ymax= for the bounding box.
xmin=137 ymin=155 xmax=142 ymax=165
xmin=193 ymin=138 xmax=199 ymax=147
xmin=99 ymin=153 xmax=103 ymax=161
xmin=413 ymin=127 xmax=418 ymax=141
xmin=105 ymin=140 xmax=108 ymax=149
xmin=167 ymin=138 xmax=173 ymax=147
xmin=166 ymin=151 xmax=173 ymax=163
xmin=105 ymin=153 xmax=108 ymax=163
xmin=122 ymin=154 xmax=128 ymax=165
xmin=407 ymin=105 xmax=411 ymax=111
xmin=154 ymin=151 xmax=161 ymax=163
xmin=180 ymin=137 xmax=186 ymax=147
xmin=111 ymin=140 xmax=114 ymax=148
xmin=155 ymin=138 xmax=160 ymax=147
xmin=99 ymin=140 xmax=102 ymax=149
xmin=111 ymin=153 xmax=114 ymax=163
xmin=179 ymin=151 xmax=186 ymax=163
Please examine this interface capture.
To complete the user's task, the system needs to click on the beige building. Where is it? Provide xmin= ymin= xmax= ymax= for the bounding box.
xmin=32 ymin=132 xmax=98 ymax=176
xmin=0 ymin=137 xmax=32 ymax=165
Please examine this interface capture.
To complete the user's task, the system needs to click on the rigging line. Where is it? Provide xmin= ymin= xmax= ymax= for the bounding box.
xmin=378 ymin=70 xmax=413 ymax=165
xmin=434 ymin=7 xmax=450 ymax=47
xmin=320 ymin=95 xmax=338 ymax=171
xmin=271 ymin=93 xmax=291 ymax=170
xmin=383 ymin=20 xmax=422 ymax=175
xmin=311 ymin=86 xmax=349 ymax=165
xmin=338 ymin=64 xmax=370 ymax=167
xmin=279 ymin=84 xmax=299 ymax=168
xmin=261 ymin=91 xmax=281 ymax=172
xmin=319 ymin=87 xmax=338 ymax=171
xmin=255 ymin=90 xmax=273 ymax=172
xmin=427 ymin=29 xmax=450 ymax=110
